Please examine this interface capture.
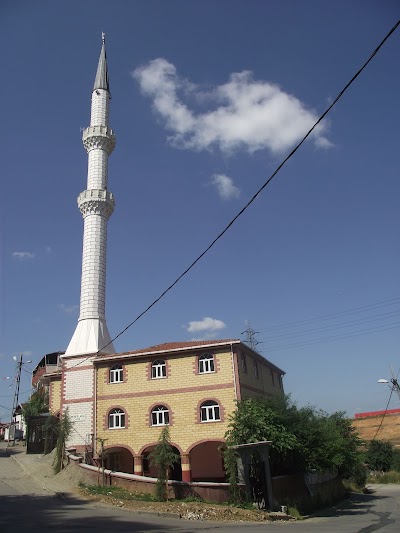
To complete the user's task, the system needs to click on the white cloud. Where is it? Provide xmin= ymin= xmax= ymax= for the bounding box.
xmin=58 ymin=304 xmax=79 ymax=314
xmin=314 ymin=136 xmax=333 ymax=149
xmin=133 ymin=59 xmax=331 ymax=154
xmin=12 ymin=251 xmax=35 ymax=260
xmin=211 ymin=174 xmax=240 ymax=200
xmin=185 ymin=316 xmax=226 ymax=334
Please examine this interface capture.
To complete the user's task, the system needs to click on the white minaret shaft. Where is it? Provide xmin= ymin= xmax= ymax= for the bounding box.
xmin=65 ymin=36 xmax=116 ymax=356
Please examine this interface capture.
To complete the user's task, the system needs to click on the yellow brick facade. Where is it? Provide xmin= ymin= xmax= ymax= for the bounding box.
xmin=49 ymin=376 xmax=62 ymax=415
xmin=47 ymin=340 xmax=285 ymax=480
xmin=235 ymin=347 xmax=283 ymax=399
xmin=95 ymin=348 xmax=236 ymax=456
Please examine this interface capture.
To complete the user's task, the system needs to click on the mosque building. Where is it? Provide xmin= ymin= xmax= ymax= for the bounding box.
xmin=33 ymin=36 xmax=285 ymax=482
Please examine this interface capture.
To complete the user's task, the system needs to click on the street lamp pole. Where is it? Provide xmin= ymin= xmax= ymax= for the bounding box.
xmin=378 ymin=376 xmax=400 ymax=401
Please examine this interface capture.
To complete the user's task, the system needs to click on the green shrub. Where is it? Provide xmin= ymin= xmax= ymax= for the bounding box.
xmin=391 ymin=449 xmax=400 ymax=472
xmin=365 ymin=440 xmax=394 ymax=472
xmin=368 ymin=470 xmax=400 ymax=484
xmin=347 ymin=462 xmax=368 ymax=488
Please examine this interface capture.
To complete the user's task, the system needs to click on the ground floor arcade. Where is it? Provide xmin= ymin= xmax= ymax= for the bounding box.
xmin=104 ymin=439 xmax=226 ymax=482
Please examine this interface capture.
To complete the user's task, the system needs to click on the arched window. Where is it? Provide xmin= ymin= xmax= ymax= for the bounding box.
xmin=200 ymin=400 xmax=220 ymax=422
xmin=151 ymin=405 xmax=169 ymax=426
xmin=152 ymin=360 xmax=166 ymax=379
xmin=110 ymin=364 xmax=123 ymax=383
xmin=108 ymin=408 xmax=125 ymax=429
xmin=198 ymin=353 xmax=215 ymax=374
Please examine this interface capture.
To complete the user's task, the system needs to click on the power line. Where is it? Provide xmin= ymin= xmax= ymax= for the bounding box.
xmin=373 ymin=388 xmax=394 ymax=440
xmin=261 ymin=309 xmax=400 ymax=342
xmin=70 ymin=18 xmax=400 ymax=368
xmin=264 ymin=322 xmax=400 ymax=352
xmin=0 ymin=388 xmax=33 ymax=398
xmin=258 ymin=297 xmax=400 ymax=332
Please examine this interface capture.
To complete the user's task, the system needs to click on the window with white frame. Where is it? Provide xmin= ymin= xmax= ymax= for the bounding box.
xmin=151 ymin=405 xmax=170 ymax=426
xmin=198 ymin=353 xmax=215 ymax=374
xmin=200 ymin=400 xmax=221 ymax=422
xmin=110 ymin=364 xmax=123 ymax=383
xmin=151 ymin=360 xmax=166 ymax=379
xmin=108 ymin=408 xmax=125 ymax=429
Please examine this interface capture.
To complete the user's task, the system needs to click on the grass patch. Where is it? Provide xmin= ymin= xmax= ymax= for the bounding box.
xmin=342 ymin=479 xmax=365 ymax=493
xmin=287 ymin=505 xmax=304 ymax=520
xmin=367 ymin=471 xmax=400 ymax=484
xmin=79 ymin=482 xmax=155 ymax=501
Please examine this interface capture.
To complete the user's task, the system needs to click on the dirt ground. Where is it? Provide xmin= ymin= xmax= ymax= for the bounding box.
xmin=77 ymin=486 xmax=281 ymax=522
xmin=9 ymin=445 xmax=292 ymax=523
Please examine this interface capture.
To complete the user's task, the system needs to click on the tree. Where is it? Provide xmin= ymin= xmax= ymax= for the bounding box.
xmin=223 ymin=446 xmax=243 ymax=504
xmin=225 ymin=395 xmax=363 ymax=478
xmin=225 ymin=397 xmax=299 ymax=475
xmin=53 ymin=409 xmax=73 ymax=474
xmin=43 ymin=415 xmax=59 ymax=454
xmin=365 ymin=440 xmax=394 ymax=472
xmin=392 ymin=449 xmax=400 ymax=472
xmin=22 ymin=389 xmax=49 ymax=443
xmin=149 ymin=426 xmax=179 ymax=501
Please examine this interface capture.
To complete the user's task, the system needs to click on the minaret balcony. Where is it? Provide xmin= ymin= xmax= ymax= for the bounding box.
xmin=82 ymin=125 xmax=116 ymax=155
xmin=78 ymin=189 xmax=115 ymax=219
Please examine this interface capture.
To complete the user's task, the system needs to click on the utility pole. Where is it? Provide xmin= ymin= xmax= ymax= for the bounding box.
xmin=241 ymin=322 xmax=262 ymax=352
xmin=378 ymin=373 xmax=400 ymax=401
xmin=8 ymin=355 xmax=22 ymax=447
xmin=7 ymin=354 xmax=32 ymax=447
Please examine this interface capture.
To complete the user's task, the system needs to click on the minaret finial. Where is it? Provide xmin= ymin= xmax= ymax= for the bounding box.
xmin=93 ymin=33 xmax=110 ymax=93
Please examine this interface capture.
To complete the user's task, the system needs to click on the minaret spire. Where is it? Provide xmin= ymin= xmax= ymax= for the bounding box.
xmin=93 ymin=32 xmax=110 ymax=94
xmin=64 ymin=35 xmax=116 ymax=356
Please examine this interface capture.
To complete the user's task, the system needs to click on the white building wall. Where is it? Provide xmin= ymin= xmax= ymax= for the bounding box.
xmin=62 ymin=356 xmax=95 ymax=448
xmin=64 ymin=368 xmax=94 ymax=400
xmin=64 ymin=402 xmax=94 ymax=447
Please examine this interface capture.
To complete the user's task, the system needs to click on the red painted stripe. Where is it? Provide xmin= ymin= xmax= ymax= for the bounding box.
xmin=355 ymin=408 xmax=400 ymax=418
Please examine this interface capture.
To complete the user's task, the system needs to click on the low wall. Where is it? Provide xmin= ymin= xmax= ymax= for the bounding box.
xmin=68 ymin=454 xmax=344 ymax=508
xmin=68 ymin=454 xmax=232 ymax=503
xmin=272 ymin=474 xmax=309 ymax=504
xmin=271 ymin=473 xmax=345 ymax=510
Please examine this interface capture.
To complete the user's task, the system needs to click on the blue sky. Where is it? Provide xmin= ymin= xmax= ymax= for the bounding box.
xmin=1 ymin=1 xmax=399 ymax=422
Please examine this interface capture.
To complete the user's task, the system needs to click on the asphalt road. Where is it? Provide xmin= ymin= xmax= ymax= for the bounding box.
xmin=1 ymin=447 xmax=400 ymax=532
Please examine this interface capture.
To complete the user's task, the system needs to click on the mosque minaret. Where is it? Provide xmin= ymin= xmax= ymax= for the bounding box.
xmin=65 ymin=33 xmax=115 ymax=357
